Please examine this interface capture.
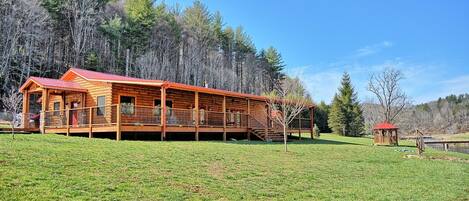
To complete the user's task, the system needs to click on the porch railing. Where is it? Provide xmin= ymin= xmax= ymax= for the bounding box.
xmin=44 ymin=110 xmax=67 ymax=128
xmin=91 ymin=105 xmax=117 ymax=126
xmin=121 ymin=105 xmax=161 ymax=126
xmin=166 ymin=108 xmax=194 ymax=126
xmin=44 ymin=105 xmax=117 ymax=128
xmin=69 ymin=107 xmax=91 ymax=128
xmin=22 ymin=113 xmax=40 ymax=129
xmin=249 ymin=115 xmax=267 ymax=129
xmin=42 ymin=104 xmax=312 ymax=131
xmin=199 ymin=111 xmax=224 ymax=127
xmin=289 ymin=118 xmax=312 ymax=130
xmin=226 ymin=112 xmax=248 ymax=128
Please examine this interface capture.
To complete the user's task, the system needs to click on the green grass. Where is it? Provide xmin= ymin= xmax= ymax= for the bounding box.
xmin=0 ymin=134 xmax=468 ymax=200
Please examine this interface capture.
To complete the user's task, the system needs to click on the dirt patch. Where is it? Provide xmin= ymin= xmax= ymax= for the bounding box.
xmin=404 ymin=154 xmax=469 ymax=163
xmin=427 ymin=156 xmax=469 ymax=163
xmin=170 ymin=182 xmax=210 ymax=195
xmin=208 ymin=161 xmax=225 ymax=179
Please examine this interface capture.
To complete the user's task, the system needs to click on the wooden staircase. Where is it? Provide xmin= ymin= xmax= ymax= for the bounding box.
xmin=248 ymin=115 xmax=285 ymax=142
xmin=249 ymin=128 xmax=285 ymax=142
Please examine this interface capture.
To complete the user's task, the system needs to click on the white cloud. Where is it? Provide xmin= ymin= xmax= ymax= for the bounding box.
xmin=352 ymin=41 xmax=393 ymax=58
xmin=286 ymin=59 xmax=453 ymax=105
xmin=286 ymin=64 xmax=342 ymax=103
xmin=439 ymin=75 xmax=469 ymax=95
xmin=285 ymin=41 xmax=466 ymax=105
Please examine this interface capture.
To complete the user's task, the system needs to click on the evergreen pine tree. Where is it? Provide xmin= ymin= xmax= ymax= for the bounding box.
xmin=314 ymin=101 xmax=331 ymax=133
xmin=328 ymin=72 xmax=364 ymax=136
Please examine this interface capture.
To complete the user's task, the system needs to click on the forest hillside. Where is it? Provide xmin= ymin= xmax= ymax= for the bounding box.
xmin=362 ymin=94 xmax=469 ymax=135
xmin=0 ymin=0 xmax=284 ymax=98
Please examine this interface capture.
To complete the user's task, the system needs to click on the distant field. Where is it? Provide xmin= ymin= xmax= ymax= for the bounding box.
xmin=0 ymin=123 xmax=10 ymax=129
xmin=433 ymin=132 xmax=469 ymax=140
xmin=0 ymin=134 xmax=468 ymax=200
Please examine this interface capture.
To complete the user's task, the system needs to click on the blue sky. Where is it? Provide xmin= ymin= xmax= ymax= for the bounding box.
xmin=166 ymin=0 xmax=469 ymax=103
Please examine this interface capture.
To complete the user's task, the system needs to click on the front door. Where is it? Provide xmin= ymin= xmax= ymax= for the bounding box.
xmin=70 ymin=102 xmax=79 ymax=127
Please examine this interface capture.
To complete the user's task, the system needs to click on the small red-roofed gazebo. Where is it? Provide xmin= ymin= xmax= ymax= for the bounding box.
xmin=373 ymin=122 xmax=399 ymax=146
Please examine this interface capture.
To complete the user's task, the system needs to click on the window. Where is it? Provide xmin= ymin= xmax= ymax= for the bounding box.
xmin=53 ymin=102 xmax=60 ymax=115
xmin=97 ymin=96 xmax=105 ymax=116
xmin=120 ymin=96 xmax=136 ymax=115
xmin=154 ymin=99 xmax=172 ymax=116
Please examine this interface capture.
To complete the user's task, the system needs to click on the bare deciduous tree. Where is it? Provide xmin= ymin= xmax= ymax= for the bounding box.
xmin=361 ymin=99 xmax=384 ymax=134
xmin=1 ymin=88 xmax=23 ymax=139
xmin=367 ymin=67 xmax=410 ymax=123
xmin=265 ymin=77 xmax=311 ymax=152
xmin=66 ymin=0 xmax=99 ymax=66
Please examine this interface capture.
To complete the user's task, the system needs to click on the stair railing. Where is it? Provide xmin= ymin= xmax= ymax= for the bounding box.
xmin=247 ymin=115 xmax=270 ymax=140
xmin=248 ymin=115 xmax=268 ymax=129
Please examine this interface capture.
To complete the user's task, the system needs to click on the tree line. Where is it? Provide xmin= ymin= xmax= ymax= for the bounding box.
xmin=0 ymin=0 xmax=285 ymax=98
xmin=315 ymin=70 xmax=468 ymax=136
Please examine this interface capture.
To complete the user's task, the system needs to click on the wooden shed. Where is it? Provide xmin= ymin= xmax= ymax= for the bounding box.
xmin=373 ymin=122 xmax=398 ymax=146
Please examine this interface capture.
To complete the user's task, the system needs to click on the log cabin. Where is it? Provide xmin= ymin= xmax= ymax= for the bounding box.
xmin=19 ymin=68 xmax=314 ymax=141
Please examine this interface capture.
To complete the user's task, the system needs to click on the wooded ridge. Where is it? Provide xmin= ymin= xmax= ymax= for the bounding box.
xmin=0 ymin=0 xmax=285 ymax=98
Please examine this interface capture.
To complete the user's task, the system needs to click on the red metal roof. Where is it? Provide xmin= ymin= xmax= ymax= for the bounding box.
xmin=19 ymin=76 xmax=87 ymax=92
xmin=62 ymin=68 xmax=271 ymax=101
xmin=162 ymin=81 xmax=269 ymax=101
xmin=373 ymin=122 xmax=398 ymax=130
xmin=62 ymin=68 xmax=164 ymax=86
xmin=50 ymin=67 xmax=313 ymax=106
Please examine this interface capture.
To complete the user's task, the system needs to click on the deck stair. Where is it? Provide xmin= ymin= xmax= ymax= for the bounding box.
xmin=248 ymin=116 xmax=285 ymax=142
xmin=249 ymin=128 xmax=285 ymax=142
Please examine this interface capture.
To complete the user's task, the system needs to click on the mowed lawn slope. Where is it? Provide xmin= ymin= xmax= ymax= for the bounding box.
xmin=0 ymin=134 xmax=468 ymax=201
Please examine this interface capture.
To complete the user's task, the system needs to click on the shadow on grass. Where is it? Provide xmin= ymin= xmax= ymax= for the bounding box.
xmin=224 ymin=138 xmax=364 ymax=146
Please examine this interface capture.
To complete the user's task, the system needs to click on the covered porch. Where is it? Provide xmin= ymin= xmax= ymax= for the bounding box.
xmin=19 ymin=77 xmax=88 ymax=133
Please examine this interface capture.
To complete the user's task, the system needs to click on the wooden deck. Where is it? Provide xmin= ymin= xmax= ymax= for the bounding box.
xmin=33 ymin=104 xmax=313 ymax=141
xmin=19 ymin=68 xmax=315 ymax=141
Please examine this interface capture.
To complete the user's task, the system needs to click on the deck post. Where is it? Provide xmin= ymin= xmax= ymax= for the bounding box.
xmin=116 ymin=104 xmax=122 ymax=141
xmin=223 ymin=96 xmax=226 ymax=141
xmin=298 ymin=121 xmax=302 ymax=140
xmin=22 ymin=90 xmax=29 ymax=129
xmin=88 ymin=107 xmax=93 ymax=138
xmin=81 ymin=93 xmax=86 ymax=107
xmin=310 ymin=107 xmax=314 ymax=140
xmin=61 ymin=92 xmax=66 ymax=109
xmin=298 ymin=117 xmax=302 ymax=140
xmin=66 ymin=108 xmax=70 ymax=136
xmin=160 ymin=87 xmax=166 ymax=141
xmin=265 ymin=104 xmax=269 ymax=140
xmin=395 ymin=129 xmax=398 ymax=146
xmin=195 ymin=91 xmax=199 ymax=141
xmin=40 ymin=88 xmax=48 ymax=134
xmin=247 ymin=99 xmax=250 ymax=141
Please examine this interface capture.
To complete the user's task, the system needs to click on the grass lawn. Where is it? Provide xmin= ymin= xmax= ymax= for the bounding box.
xmin=0 ymin=134 xmax=468 ymax=200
